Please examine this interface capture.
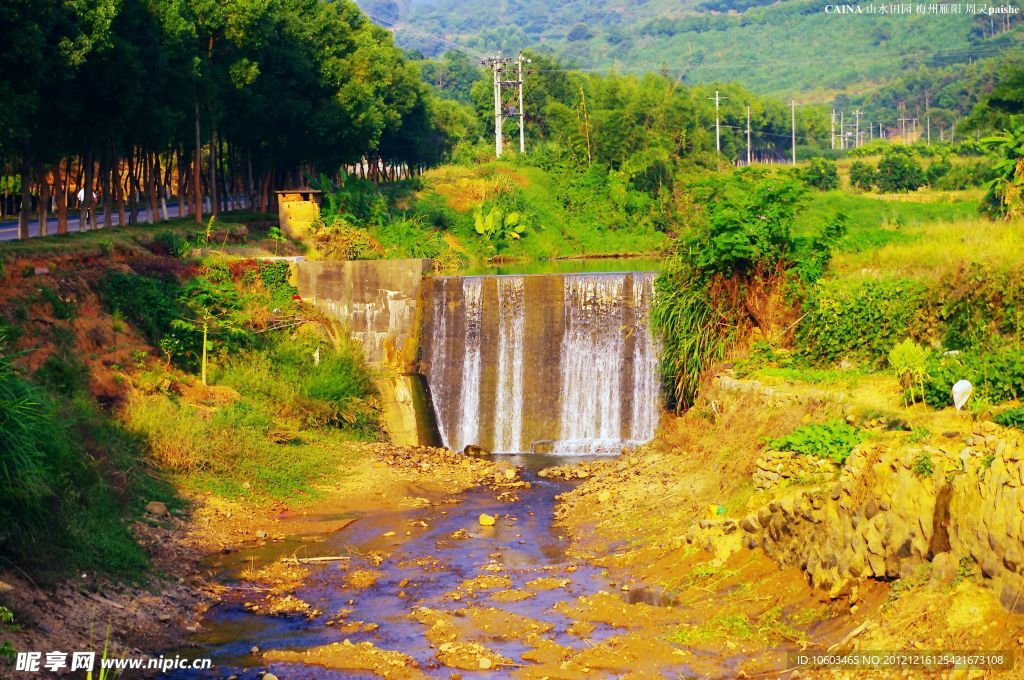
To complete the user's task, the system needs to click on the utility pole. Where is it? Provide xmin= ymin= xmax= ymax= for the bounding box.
xmin=791 ymin=99 xmax=797 ymax=166
xmin=853 ymin=109 xmax=862 ymax=148
xmin=831 ymin=109 xmax=836 ymax=150
xmin=517 ymin=53 xmax=530 ymax=154
xmin=926 ymin=115 xmax=931 ymax=146
xmin=839 ymin=111 xmax=845 ymax=150
xmin=911 ymin=117 xmax=918 ymax=142
xmin=899 ymin=116 xmax=908 ymax=144
xmin=746 ymin=105 xmax=752 ymax=166
xmin=488 ymin=57 xmax=504 ymax=157
xmin=707 ymin=90 xmax=727 ymax=154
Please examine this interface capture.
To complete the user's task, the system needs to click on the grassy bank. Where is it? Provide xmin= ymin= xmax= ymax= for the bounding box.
xmin=0 ymin=226 xmax=379 ymax=580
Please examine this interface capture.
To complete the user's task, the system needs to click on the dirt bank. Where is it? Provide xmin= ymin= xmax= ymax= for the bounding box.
xmin=550 ymin=373 xmax=1024 ymax=674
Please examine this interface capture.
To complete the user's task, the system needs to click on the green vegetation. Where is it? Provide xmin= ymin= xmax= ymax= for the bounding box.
xmin=889 ymin=340 xmax=929 ymax=407
xmin=995 ymin=406 xmax=1024 ymax=430
xmin=770 ymin=420 xmax=863 ymax=464
xmin=913 ymin=452 xmax=935 ymax=478
xmin=0 ymin=342 xmax=154 ymax=577
xmin=981 ymin=116 xmax=1024 ymax=219
xmin=652 ymin=171 xmax=845 ymax=409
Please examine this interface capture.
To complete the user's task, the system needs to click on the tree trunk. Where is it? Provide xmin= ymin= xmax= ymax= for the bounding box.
xmin=177 ymin=149 xmax=188 ymax=219
xmin=127 ymin=150 xmax=139 ymax=225
xmin=54 ymin=160 xmax=67 ymax=235
xmin=19 ymin=152 xmax=32 ymax=239
xmin=146 ymin=151 xmax=159 ymax=223
xmin=194 ymin=96 xmax=203 ymax=225
xmin=81 ymin=148 xmax=94 ymax=232
xmin=100 ymin=150 xmax=113 ymax=228
xmin=115 ymin=153 xmax=126 ymax=226
xmin=37 ymin=164 xmax=49 ymax=237
xmin=209 ymin=125 xmax=219 ymax=216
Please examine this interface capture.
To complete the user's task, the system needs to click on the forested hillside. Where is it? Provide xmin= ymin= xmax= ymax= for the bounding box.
xmin=370 ymin=0 xmax=1024 ymax=115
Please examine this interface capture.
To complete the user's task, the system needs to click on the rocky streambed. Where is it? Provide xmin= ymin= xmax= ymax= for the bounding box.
xmin=166 ymin=451 xmax=852 ymax=679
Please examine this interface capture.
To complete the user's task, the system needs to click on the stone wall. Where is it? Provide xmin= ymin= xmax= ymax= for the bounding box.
xmin=687 ymin=421 xmax=1024 ymax=610
xmin=294 ymin=259 xmax=431 ymax=369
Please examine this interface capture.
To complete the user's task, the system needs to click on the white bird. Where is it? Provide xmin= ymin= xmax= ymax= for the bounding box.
xmin=952 ymin=379 xmax=973 ymax=412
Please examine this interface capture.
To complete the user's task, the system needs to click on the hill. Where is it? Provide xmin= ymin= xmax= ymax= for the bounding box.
xmin=363 ymin=0 xmax=1024 ymax=102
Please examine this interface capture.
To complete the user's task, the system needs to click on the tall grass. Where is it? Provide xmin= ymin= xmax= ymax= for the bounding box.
xmin=831 ymin=218 xmax=1024 ymax=279
xmin=124 ymin=332 xmax=379 ymax=502
xmin=651 ymin=262 xmax=735 ymax=411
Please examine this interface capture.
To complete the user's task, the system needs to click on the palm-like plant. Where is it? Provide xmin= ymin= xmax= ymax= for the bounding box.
xmin=981 ymin=116 xmax=1024 ymax=219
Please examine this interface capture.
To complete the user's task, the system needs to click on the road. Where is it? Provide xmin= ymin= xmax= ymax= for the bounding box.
xmin=0 ymin=198 xmax=248 ymax=242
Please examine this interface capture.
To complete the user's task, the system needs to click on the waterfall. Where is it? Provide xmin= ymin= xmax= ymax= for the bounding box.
xmin=629 ymin=272 xmax=660 ymax=441
xmin=556 ymin=275 xmax=626 ymax=454
xmin=421 ymin=271 xmax=660 ymax=456
xmin=426 ymin=278 xmax=450 ymax=447
xmin=456 ymin=278 xmax=483 ymax=452
xmin=493 ymin=277 xmax=525 ymax=452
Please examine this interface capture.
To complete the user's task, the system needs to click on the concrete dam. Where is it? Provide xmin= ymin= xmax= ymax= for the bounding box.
xmin=295 ymin=261 xmax=661 ymax=454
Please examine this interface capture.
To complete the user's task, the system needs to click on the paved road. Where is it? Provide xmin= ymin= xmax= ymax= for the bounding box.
xmin=0 ymin=198 xmax=249 ymax=242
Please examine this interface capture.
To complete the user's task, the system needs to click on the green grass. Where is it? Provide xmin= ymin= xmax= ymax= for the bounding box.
xmin=0 ymin=209 xmax=264 ymax=258
xmin=126 ymin=331 xmax=378 ymax=505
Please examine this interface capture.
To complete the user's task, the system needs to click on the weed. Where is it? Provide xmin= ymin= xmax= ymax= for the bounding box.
xmin=912 ymin=452 xmax=935 ymax=478
xmin=995 ymin=406 xmax=1024 ymax=430
xmin=770 ymin=420 xmax=863 ymax=464
xmin=909 ymin=427 xmax=931 ymax=443
xmin=38 ymin=285 xmax=76 ymax=320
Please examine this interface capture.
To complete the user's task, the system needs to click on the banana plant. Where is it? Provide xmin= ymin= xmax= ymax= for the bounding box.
xmin=981 ymin=116 xmax=1024 ymax=219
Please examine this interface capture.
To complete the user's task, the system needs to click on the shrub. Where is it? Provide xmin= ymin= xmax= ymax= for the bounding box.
xmin=921 ymin=348 xmax=1024 ymax=408
xmin=770 ymin=420 xmax=863 ymax=464
xmin=798 ymin=277 xmax=930 ymax=367
xmin=96 ymin=271 xmax=181 ymax=345
xmin=849 ymin=161 xmax=876 ymax=191
xmin=995 ymin=406 xmax=1024 ymax=430
xmin=876 ymin=148 xmax=926 ymax=193
xmin=889 ymin=339 xmax=928 ymax=406
xmin=801 ymin=158 xmax=839 ymax=191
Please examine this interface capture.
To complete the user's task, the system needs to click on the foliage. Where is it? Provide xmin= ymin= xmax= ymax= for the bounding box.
xmin=981 ymin=116 xmax=1024 ymax=219
xmin=311 ymin=219 xmax=382 ymax=260
xmin=849 ymin=161 xmax=877 ymax=191
xmin=994 ymin=406 xmax=1024 ymax=430
xmin=889 ymin=339 xmax=929 ymax=407
xmin=770 ymin=420 xmax=863 ymax=464
xmin=912 ymin=452 xmax=935 ymax=477
xmin=797 ymin=277 xmax=929 ymax=367
xmin=0 ymin=343 xmax=150 ymax=576
xmin=920 ymin=347 xmax=1024 ymax=408
xmin=653 ymin=172 xmax=844 ymax=409
xmin=875 ymin=147 xmax=927 ymax=193
xmin=801 ymin=158 xmax=839 ymax=191
xmin=96 ymin=271 xmax=181 ymax=345
xmin=473 ymin=204 xmax=526 ymax=244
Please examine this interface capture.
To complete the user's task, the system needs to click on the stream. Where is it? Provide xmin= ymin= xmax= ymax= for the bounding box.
xmin=170 ymin=454 xmax=682 ymax=679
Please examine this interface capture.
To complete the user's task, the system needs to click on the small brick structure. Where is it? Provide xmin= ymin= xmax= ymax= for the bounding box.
xmin=275 ymin=188 xmax=322 ymax=238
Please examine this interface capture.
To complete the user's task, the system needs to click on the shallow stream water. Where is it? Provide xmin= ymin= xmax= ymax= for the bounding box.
xmin=169 ymin=455 xmax=675 ymax=679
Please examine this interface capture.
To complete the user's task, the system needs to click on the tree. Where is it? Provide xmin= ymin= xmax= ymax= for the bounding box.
xmin=171 ymin=276 xmax=246 ymax=385
xmin=801 ymin=158 xmax=839 ymax=191
xmin=980 ymin=116 xmax=1024 ymax=219
xmin=849 ymin=161 xmax=876 ymax=191
xmin=875 ymin=147 xmax=926 ymax=193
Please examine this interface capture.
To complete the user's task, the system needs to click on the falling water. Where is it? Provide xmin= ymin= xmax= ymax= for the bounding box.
xmin=427 ymin=278 xmax=450 ymax=447
xmin=630 ymin=272 xmax=660 ymax=441
xmin=456 ymin=278 xmax=483 ymax=452
xmin=421 ymin=271 xmax=660 ymax=455
xmin=493 ymin=277 xmax=525 ymax=453
xmin=556 ymin=275 xmax=626 ymax=453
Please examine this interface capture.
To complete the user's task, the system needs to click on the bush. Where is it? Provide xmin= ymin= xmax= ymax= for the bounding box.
xmin=849 ymin=161 xmax=876 ymax=191
xmin=801 ymin=158 xmax=839 ymax=191
xmin=995 ymin=406 xmax=1024 ymax=430
xmin=798 ymin=277 xmax=930 ymax=367
xmin=770 ymin=420 xmax=863 ymax=464
xmin=96 ymin=270 xmax=181 ymax=345
xmin=875 ymin=148 xmax=927 ymax=193
xmin=921 ymin=347 xmax=1024 ymax=408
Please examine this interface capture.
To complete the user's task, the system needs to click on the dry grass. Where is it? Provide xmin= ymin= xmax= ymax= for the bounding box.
xmin=420 ymin=163 xmax=526 ymax=212
xmin=832 ymin=217 xmax=1024 ymax=279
